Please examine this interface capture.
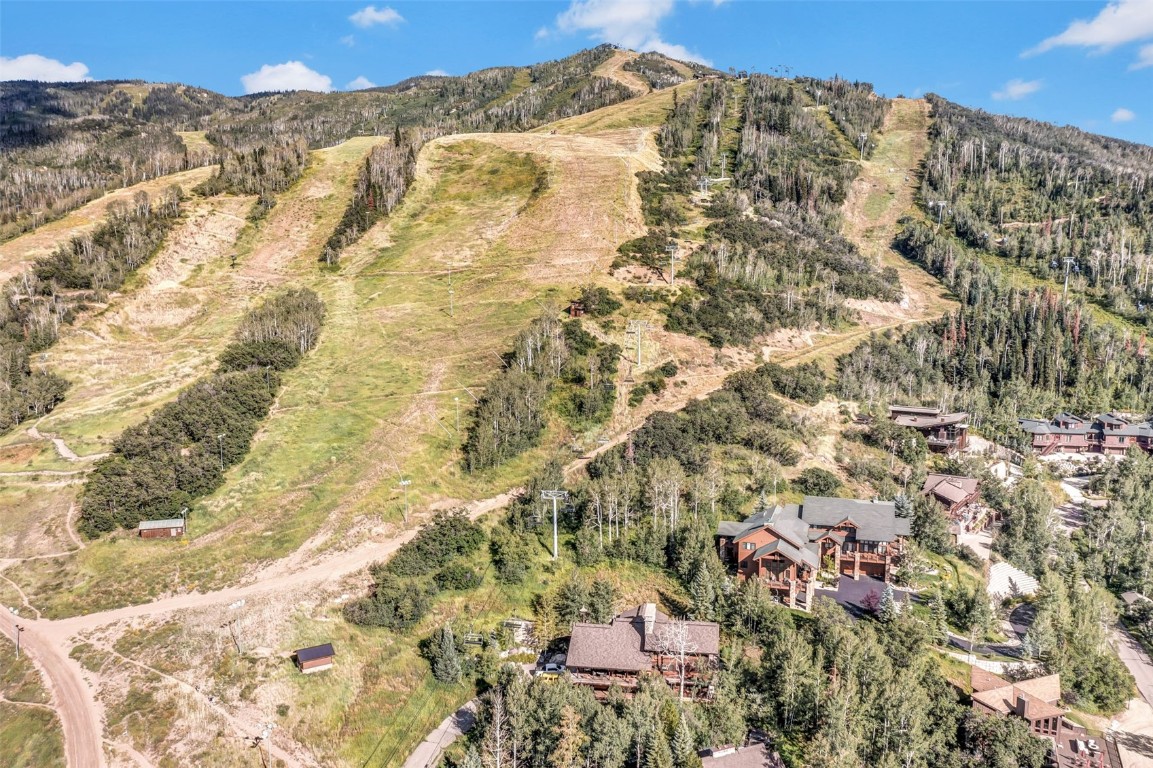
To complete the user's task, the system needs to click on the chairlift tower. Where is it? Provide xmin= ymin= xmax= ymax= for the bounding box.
xmin=541 ymin=490 xmax=568 ymax=561
xmin=625 ymin=320 xmax=650 ymax=367
xmin=665 ymin=243 xmax=681 ymax=287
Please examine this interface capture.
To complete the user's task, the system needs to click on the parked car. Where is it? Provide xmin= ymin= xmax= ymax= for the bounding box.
xmin=536 ymin=663 xmax=566 ymax=678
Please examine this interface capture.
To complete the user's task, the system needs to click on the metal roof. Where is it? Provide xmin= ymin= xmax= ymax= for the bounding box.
xmin=296 ymin=643 xmax=335 ymax=663
xmin=137 ymin=518 xmax=184 ymax=530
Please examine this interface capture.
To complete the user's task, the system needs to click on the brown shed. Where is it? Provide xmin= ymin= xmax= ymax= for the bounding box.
xmin=137 ymin=518 xmax=185 ymax=538
xmin=295 ymin=643 xmax=335 ymax=673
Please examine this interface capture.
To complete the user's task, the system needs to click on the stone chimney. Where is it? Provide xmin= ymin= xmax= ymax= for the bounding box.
xmin=1016 ymin=694 xmax=1031 ymax=719
xmin=642 ymin=603 xmax=657 ymax=636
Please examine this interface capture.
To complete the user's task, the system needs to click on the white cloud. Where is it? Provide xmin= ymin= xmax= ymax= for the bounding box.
xmin=1028 ymin=0 xmax=1153 ymax=53
xmin=241 ymin=61 xmax=333 ymax=94
xmin=340 ymin=35 xmax=356 ymax=47
xmin=992 ymin=78 xmax=1043 ymax=101
xmin=0 ymin=53 xmax=91 ymax=82
xmin=1133 ymin=43 xmax=1153 ymax=69
xmin=1026 ymin=0 xmax=1153 ymax=68
xmin=1112 ymin=107 xmax=1137 ymax=122
xmin=534 ymin=26 xmax=552 ymax=41
xmin=346 ymin=76 xmax=377 ymax=90
xmin=552 ymin=0 xmax=711 ymax=64
xmin=349 ymin=5 xmax=404 ymax=28
xmin=425 ymin=69 xmax=449 ymax=77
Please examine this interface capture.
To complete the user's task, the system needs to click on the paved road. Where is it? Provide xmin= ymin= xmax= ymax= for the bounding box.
xmin=402 ymin=700 xmax=478 ymax=768
xmin=1115 ymin=625 xmax=1153 ymax=705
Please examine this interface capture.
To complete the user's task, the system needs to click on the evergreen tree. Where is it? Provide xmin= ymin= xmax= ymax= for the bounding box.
xmin=930 ymin=590 xmax=949 ymax=644
xmin=671 ymin=710 xmax=701 ymax=768
xmin=432 ymin=625 xmax=462 ymax=683
xmin=589 ymin=578 xmax=618 ymax=623
xmin=457 ymin=746 xmax=483 ymax=768
xmin=690 ymin=563 xmax=718 ymax=621
xmin=644 ymin=724 xmax=674 ymax=768
xmin=878 ymin=584 xmax=898 ymax=623
xmin=551 ymin=705 xmax=587 ymax=768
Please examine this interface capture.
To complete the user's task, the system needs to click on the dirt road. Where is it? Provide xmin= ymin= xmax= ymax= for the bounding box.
xmin=1 ymin=489 xmax=518 ymax=768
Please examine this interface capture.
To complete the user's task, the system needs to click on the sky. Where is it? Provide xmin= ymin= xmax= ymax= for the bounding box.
xmin=2 ymin=0 xmax=1152 ymax=144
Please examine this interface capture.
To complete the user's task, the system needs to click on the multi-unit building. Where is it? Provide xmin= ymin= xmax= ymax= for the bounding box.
xmin=889 ymin=405 xmax=970 ymax=453
xmin=566 ymin=603 xmax=720 ymax=699
xmin=716 ymin=496 xmax=911 ymax=610
xmin=1018 ymin=412 xmax=1153 ymax=456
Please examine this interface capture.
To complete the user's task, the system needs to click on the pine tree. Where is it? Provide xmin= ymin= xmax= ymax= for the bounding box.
xmin=432 ymin=625 xmax=462 ymax=683
xmin=550 ymin=705 xmax=587 ymax=768
xmin=930 ymin=590 xmax=949 ymax=643
xmin=589 ymin=578 xmax=618 ymax=623
xmin=644 ymin=725 xmax=674 ymax=768
xmin=458 ymin=746 xmax=483 ymax=768
xmin=878 ymin=584 xmax=898 ymax=623
xmin=671 ymin=710 xmax=701 ymax=768
xmin=690 ymin=563 xmax=718 ymax=621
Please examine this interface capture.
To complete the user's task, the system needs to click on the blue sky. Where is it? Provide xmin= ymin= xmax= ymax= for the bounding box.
xmin=2 ymin=0 xmax=1151 ymax=144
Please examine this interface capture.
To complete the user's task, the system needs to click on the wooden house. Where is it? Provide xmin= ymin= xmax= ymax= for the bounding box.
xmin=889 ymin=405 xmax=970 ymax=453
xmin=717 ymin=496 xmax=911 ymax=610
xmin=922 ymin=474 xmax=987 ymax=534
xmin=295 ymin=643 xmax=335 ymax=674
xmin=137 ymin=518 xmax=185 ymax=538
xmin=566 ymin=603 xmax=719 ymax=699
xmin=970 ymin=668 xmax=1065 ymax=742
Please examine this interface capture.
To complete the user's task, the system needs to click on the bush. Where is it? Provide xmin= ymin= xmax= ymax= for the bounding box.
xmin=793 ymin=467 xmax=842 ymax=496
xmin=577 ymin=285 xmax=622 ymax=317
xmin=386 ymin=511 xmax=486 ymax=578
xmin=435 ymin=561 xmax=483 ymax=591
xmin=343 ymin=572 xmax=433 ymax=631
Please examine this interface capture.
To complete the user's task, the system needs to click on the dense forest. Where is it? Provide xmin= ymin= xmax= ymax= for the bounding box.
xmin=617 ymin=75 xmax=899 ymax=348
xmin=79 ymin=288 xmax=325 ymax=535
xmin=0 ymin=187 xmax=182 ymax=433
xmin=836 ymin=219 xmax=1153 ymax=447
xmin=922 ymin=95 xmax=1153 ymax=327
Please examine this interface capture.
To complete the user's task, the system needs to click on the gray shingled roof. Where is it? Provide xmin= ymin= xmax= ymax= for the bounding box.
xmin=799 ymin=496 xmax=910 ymax=542
xmin=1019 ymin=413 xmax=1153 ymax=438
xmin=752 ymin=539 xmax=819 ymax=570
xmin=568 ymin=604 xmax=720 ymax=673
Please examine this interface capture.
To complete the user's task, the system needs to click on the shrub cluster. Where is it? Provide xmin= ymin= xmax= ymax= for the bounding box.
xmin=79 ymin=288 xmax=325 ymax=536
xmin=345 ymin=511 xmax=486 ymax=630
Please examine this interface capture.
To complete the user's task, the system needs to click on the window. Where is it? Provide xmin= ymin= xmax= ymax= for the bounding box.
xmin=743 ymin=542 xmax=754 ymax=551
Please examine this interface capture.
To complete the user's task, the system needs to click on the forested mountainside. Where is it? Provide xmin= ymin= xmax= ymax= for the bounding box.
xmin=0 ymin=46 xmax=711 ymax=239
xmin=923 ymin=95 xmax=1153 ymax=326
xmin=616 ymin=73 xmax=897 ymax=347
xmin=838 ymin=97 xmax=1153 ymax=449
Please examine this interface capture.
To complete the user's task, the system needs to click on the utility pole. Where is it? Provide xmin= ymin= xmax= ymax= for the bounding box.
xmin=216 ymin=433 xmax=226 ymax=472
xmin=541 ymin=490 xmax=568 ymax=560
xmin=399 ymin=479 xmax=411 ymax=523
xmin=13 ymin=624 xmax=23 ymax=659
xmin=665 ymin=243 xmax=680 ymax=286
xmin=453 ymin=396 xmax=460 ymax=433
xmin=626 ymin=320 xmax=649 ymax=368
xmin=1063 ymin=256 xmax=1077 ymax=304
xmin=858 ymin=132 xmax=868 ymax=160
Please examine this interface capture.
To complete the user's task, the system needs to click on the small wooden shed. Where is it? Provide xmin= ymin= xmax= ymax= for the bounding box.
xmin=295 ymin=643 xmax=335 ymax=674
xmin=137 ymin=518 xmax=185 ymax=538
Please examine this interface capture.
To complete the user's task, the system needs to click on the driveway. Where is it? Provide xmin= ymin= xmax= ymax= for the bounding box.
xmin=816 ymin=576 xmax=911 ymax=620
